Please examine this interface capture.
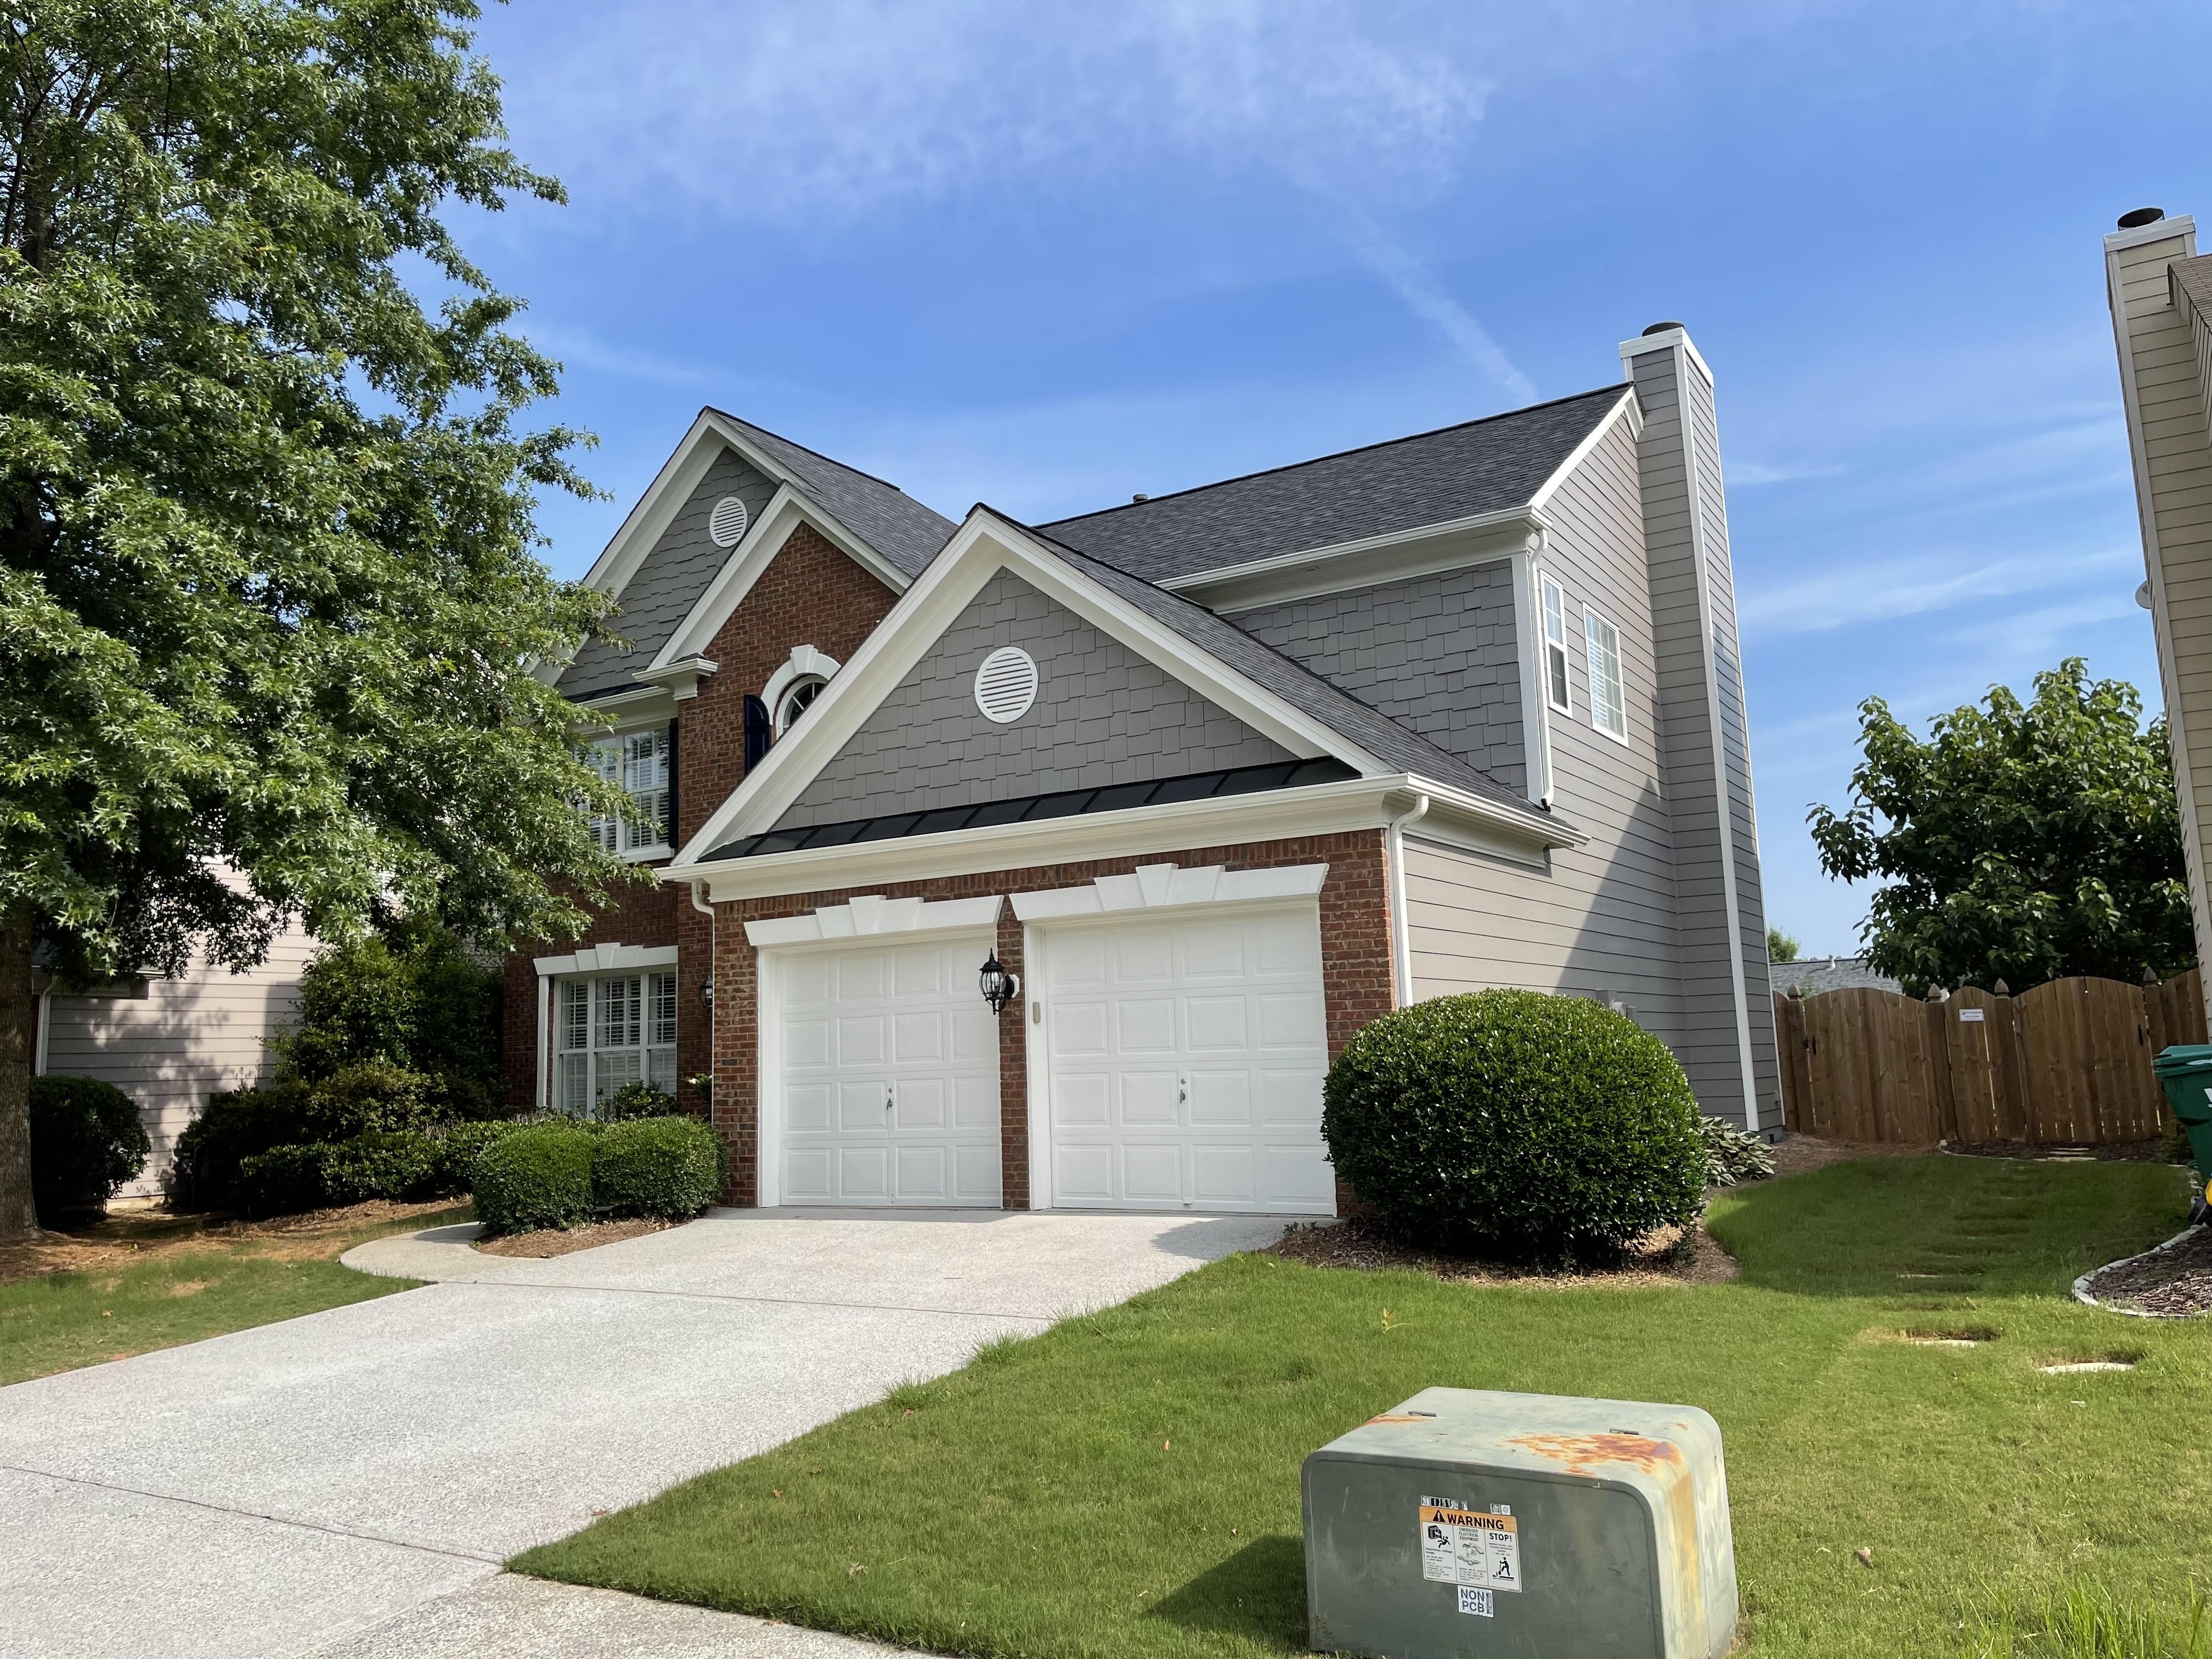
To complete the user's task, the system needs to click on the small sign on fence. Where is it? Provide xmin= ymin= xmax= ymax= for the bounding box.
xmin=1959 ymin=1009 xmax=1984 ymax=1023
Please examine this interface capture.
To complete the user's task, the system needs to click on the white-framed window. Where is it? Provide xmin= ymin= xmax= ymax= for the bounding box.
xmin=1583 ymin=607 xmax=1629 ymax=742
xmin=585 ymin=726 xmax=671 ymax=854
xmin=774 ymin=675 xmax=827 ymax=735
xmin=1539 ymin=575 xmax=1572 ymax=713
xmin=556 ymin=970 xmax=678 ymax=1114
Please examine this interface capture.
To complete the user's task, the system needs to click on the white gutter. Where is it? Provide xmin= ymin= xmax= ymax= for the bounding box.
xmin=1386 ymin=793 xmax=1431 ymax=1009
xmin=689 ymin=881 xmax=717 ymax=1079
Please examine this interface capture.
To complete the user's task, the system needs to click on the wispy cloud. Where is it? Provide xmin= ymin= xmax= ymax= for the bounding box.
xmin=1326 ymin=207 xmax=1536 ymax=402
xmin=1739 ymin=545 xmax=2136 ymax=639
xmin=1729 ymin=460 xmax=1845 ymax=487
xmin=526 ymin=323 xmax=714 ymax=390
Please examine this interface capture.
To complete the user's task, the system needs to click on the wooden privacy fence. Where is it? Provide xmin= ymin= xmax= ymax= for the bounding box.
xmin=1775 ymin=969 xmax=2207 ymax=1146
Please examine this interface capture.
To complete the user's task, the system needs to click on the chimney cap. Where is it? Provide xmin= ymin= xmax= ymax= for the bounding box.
xmin=2117 ymin=207 xmax=2165 ymax=229
xmin=1131 ymin=493 xmax=1148 ymax=503
xmin=1641 ymin=320 xmax=1685 ymax=336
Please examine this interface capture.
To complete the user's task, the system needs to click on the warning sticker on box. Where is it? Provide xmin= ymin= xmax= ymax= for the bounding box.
xmin=1417 ymin=1503 xmax=1522 ymax=1595
xmin=1458 ymin=1586 xmax=1494 ymax=1618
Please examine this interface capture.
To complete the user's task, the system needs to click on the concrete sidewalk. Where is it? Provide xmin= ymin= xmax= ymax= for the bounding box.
xmin=0 ymin=1209 xmax=1282 ymax=1659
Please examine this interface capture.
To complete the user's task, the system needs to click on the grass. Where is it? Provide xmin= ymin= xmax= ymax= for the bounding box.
xmin=0 ymin=1200 xmax=468 ymax=1387
xmin=512 ymin=1156 xmax=2211 ymax=1658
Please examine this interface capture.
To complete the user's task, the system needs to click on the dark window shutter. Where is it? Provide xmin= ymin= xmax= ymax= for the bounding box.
xmin=743 ymin=696 xmax=772 ymax=774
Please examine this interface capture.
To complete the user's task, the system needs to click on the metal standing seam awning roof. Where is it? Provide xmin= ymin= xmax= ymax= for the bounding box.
xmin=698 ymin=757 xmax=1358 ymax=862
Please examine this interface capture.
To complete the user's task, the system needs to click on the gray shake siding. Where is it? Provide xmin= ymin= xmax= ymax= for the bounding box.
xmin=562 ymin=448 xmax=780 ymax=701
xmin=1402 ymin=413 xmax=1686 ymax=1047
xmin=1622 ymin=341 xmax=1780 ymax=1129
xmin=775 ymin=567 xmax=1293 ymax=827
xmin=1226 ymin=562 xmax=1527 ymax=792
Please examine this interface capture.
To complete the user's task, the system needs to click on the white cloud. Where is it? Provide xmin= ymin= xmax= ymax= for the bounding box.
xmin=1729 ymin=460 xmax=1845 ymax=487
xmin=1327 ymin=206 xmax=1536 ymax=402
xmin=1738 ymin=545 xmax=2136 ymax=639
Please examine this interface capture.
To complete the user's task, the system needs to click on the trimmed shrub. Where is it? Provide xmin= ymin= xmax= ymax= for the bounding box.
xmin=29 ymin=1075 xmax=150 ymax=1224
xmin=235 ymin=1143 xmax=334 ymax=1218
xmin=1321 ymin=990 xmax=1707 ymax=1263
xmin=593 ymin=1116 xmax=726 ymax=1219
xmin=433 ymin=1120 xmax=522 ymax=1194
xmin=234 ymin=1129 xmax=449 ymax=1218
xmin=278 ymin=919 xmax=502 ymax=1114
xmin=1700 ymin=1116 xmax=1775 ymax=1188
xmin=170 ymin=1063 xmax=443 ymax=1212
xmin=474 ymin=1122 xmax=596 ymax=1234
xmin=598 ymin=1081 xmax=678 ymax=1122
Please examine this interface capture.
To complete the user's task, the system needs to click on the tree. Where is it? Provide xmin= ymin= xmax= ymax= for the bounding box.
xmin=1767 ymin=927 xmax=1801 ymax=964
xmin=0 ymin=3 xmax=646 ymax=1238
xmin=1808 ymin=659 xmax=2193 ymax=997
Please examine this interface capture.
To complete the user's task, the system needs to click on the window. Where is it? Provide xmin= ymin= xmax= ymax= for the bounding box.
xmin=556 ymin=971 xmax=677 ymax=1114
xmin=1539 ymin=575 xmax=1571 ymax=713
xmin=585 ymin=726 xmax=671 ymax=854
xmin=774 ymin=675 xmax=827 ymax=735
xmin=1583 ymin=608 xmax=1628 ymax=741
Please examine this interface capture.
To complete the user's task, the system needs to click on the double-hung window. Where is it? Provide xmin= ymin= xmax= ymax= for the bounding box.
xmin=556 ymin=972 xmax=677 ymax=1114
xmin=1539 ymin=575 xmax=1572 ymax=713
xmin=1583 ymin=608 xmax=1629 ymax=741
xmin=585 ymin=727 xmax=672 ymax=855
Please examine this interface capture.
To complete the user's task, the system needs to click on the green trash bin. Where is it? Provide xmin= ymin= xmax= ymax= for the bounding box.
xmin=2151 ymin=1045 xmax=2212 ymax=1223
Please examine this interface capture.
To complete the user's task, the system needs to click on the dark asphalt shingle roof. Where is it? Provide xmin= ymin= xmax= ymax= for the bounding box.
xmin=709 ymin=410 xmax=957 ymax=579
xmin=1037 ymin=385 xmax=1630 ymax=583
xmin=1000 ymin=511 xmax=1545 ymax=815
xmin=2175 ymin=254 xmax=2212 ymax=316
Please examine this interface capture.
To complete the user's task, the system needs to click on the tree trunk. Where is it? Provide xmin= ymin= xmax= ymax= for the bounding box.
xmin=0 ymin=904 xmax=40 ymax=1239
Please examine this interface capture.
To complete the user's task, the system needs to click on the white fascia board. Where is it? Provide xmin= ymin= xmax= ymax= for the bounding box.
xmin=669 ymin=774 xmax=1578 ymax=905
xmin=668 ymin=510 xmax=1402 ymax=866
xmin=534 ymin=942 xmax=679 ymax=975
xmin=1160 ymin=506 xmax=1547 ymax=611
xmin=577 ymin=411 xmax=731 ymax=600
xmin=1526 ymin=390 xmax=1641 ymax=513
xmin=2106 ymin=214 xmax=2198 ymax=254
xmin=746 ymin=893 xmax=1003 ymax=947
xmin=570 ymin=686 xmax=678 ymax=731
xmin=651 ymin=484 xmax=912 ymax=673
xmin=1618 ymin=326 xmax=1714 ymax=388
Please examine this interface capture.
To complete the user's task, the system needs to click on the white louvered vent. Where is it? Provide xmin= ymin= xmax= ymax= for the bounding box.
xmin=708 ymin=495 xmax=750 ymax=549
xmin=973 ymin=646 xmax=1039 ymax=724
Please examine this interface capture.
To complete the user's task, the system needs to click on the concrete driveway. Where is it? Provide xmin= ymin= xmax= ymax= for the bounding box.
xmin=0 ymin=1208 xmax=1283 ymax=1659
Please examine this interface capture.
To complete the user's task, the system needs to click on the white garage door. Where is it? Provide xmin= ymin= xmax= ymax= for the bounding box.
xmin=773 ymin=936 xmax=1002 ymax=1206
xmin=1041 ymin=904 xmax=1333 ymax=1214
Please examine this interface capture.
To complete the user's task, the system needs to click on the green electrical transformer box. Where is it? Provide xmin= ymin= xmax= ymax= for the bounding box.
xmin=1302 ymin=1387 xmax=1737 ymax=1658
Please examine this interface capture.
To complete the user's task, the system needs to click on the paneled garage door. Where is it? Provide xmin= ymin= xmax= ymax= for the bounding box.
xmin=772 ymin=936 xmax=1002 ymax=1206
xmin=1040 ymin=904 xmax=1333 ymax=1214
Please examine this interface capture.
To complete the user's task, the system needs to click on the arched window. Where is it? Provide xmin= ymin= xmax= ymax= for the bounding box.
xmin=775 ymin=674 xmax=828 ymax=735
xmin=760 ymin=646 xmax=841 ymax=740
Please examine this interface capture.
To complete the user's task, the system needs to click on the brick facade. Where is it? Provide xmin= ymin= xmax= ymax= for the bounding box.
xmin=707 ymin=828 xmax=1391 ymax=1209
xmin=504 ymin=522 xmax=900 ymax=1119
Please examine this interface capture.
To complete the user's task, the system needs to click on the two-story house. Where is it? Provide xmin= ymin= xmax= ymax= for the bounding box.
xmin=505 ymin=322 xmax=1782 ymax=1215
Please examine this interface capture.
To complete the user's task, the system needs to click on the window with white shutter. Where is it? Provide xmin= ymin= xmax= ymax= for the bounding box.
xmin=555 ymin=970 xmax=678 ymax=1114
xmin=582 ymin=727 xmax=672 ymax=855
xmin=1541 ymin=575 xmax=1571 ymax=714
xmin=1583 ymin=607 xmax=1629 ymax=742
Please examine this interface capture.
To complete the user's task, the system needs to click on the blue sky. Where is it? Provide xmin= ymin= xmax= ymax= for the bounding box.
xmin=460 ymin=0 xmax=2211 ymax=955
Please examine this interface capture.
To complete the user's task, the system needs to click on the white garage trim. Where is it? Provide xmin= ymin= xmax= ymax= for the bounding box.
xmin=1010 ymin=862 xmax=1327 ymax=922
xmin=533 ymin=942 xmax=679 ymax=975
xmin=746 ymin=893 xmax=1003 ymax=947
xmin=755 ymin=925 xmax=1003 ymax=1209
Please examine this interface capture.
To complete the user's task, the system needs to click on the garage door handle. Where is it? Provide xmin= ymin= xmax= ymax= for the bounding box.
xmin=885 ymin=1084 xmax=894 ymax=1111
xmin=1178 ymin=1076 xmax=1187 ymax=1104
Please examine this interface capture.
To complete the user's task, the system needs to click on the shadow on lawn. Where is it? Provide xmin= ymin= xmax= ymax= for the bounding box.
xmin=1147 ymin=1534 xmax=1306 ymax=1651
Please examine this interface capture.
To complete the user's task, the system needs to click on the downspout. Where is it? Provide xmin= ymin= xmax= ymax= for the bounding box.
xmin=1386 ymin=793 xmax=1431 ymax=1010
xmin=687 ymin=879 xmax=716 ymax=1069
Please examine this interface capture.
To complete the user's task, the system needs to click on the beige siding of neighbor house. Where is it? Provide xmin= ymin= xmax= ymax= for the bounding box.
xmin=41 ymin=926 xmax=316 ymax=1194
xmin=2107 ymin=220 xmax=2212 ymax=1013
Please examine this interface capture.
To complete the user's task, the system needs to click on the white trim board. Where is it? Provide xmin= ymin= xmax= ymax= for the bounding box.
xmin=534 ymin=943 xmax=680 ymax=976
xmin=746 ymin=894 xmax=1004 ymax=947
xmin=1170 ymin=508 xmax=1547 ymax=612
xmin=1009 ymin=862 xmax=1326 ymax=921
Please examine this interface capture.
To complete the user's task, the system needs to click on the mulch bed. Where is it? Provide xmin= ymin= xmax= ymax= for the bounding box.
xmin=1948 ymin=1139 xmax=2179 ymax=1164
xmin=1263 ymin=1215 xmax=1740 ymax=1288
xmin=472 ymin=1217 xmax=677 ymax=1259
xmin=2083 ymin=1226 xmax=2212 ymax=1317
xmin=0 ymin=1197 xmax=471 ymax=1284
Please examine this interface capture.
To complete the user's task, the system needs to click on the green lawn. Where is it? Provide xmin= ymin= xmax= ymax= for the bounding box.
xmin=0 ymin=1203 xmax=467 ymax=1387
xmin=514 ymin=1157 xmax=2210 ymax=1658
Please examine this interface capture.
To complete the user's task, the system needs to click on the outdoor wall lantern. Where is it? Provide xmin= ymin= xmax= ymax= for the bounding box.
xmin=978 ymin=953 xmax=1020 ymax=1015
xmin=701 ymin=976 xmax=714 ymax=1011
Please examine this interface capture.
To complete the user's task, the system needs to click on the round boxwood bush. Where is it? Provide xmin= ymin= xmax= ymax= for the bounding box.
xmin=472 ymin=1122 xmax=596 ymax=1235
xmin=29 ymin=1075 xmax=150 ymax=1225
xmin=592 ymin=1115 xmax=726 ymax=1220
xmin=433 ymin=1120 xmax=522 ymax=1195
xmin=1321 ymin=990 xmax=1706 ymax=1263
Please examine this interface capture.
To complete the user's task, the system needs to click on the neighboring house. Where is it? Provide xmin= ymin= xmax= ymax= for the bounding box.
xmin=32 ymin=928 xmax=315 ymax=1195
xmin=1773 ymin=956 xmax=1900 ymax=997
xmin=2107 ymin=207 xmax=2212 ymax=1021
xmin=507 ymin=321 xmax=1781 ymax=1216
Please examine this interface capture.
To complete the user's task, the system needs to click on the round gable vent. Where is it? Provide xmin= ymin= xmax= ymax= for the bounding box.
xmin=974 ymin=646 xmax=1039 ymax=724
xmin=708 ymin=495 xmax=750 ymax=549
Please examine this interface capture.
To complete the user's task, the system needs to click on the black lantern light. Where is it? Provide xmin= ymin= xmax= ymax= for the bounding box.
xmin=978 ymin=952 xmax=1020 ymax=1015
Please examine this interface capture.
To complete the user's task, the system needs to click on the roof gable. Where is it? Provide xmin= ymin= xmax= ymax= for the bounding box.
xmin=1039 ymin=386 xmax=1627 ymax=583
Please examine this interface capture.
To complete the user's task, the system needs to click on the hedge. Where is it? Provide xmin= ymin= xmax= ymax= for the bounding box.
xmin=592 ymin=1116 xmax=726 ymax=1219
xmin=29 ymin=1075 xmax=150 ymax=1225
xmin=473 ymin=1122 xmax=597 ymax=1235
xmin=1321 ymin=989 xmax=1707 ymax=1263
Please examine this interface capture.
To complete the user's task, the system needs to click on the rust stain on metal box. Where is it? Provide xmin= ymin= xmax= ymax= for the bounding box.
xmin=1503 ymin=1431 xmax=1686 ymax=1478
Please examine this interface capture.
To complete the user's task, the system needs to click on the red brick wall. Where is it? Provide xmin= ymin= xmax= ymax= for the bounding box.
xmin=503 ymin=521 xmax=901 ymax=1118
xmin=709 ymin=828 xmax=1391 ymax=1208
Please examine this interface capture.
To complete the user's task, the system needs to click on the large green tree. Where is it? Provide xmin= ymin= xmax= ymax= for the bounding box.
xmin=0 ymin=1 xmax=643 ymax=1238
xmin=1808 ymin=658 xmax=2194 ymax=996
